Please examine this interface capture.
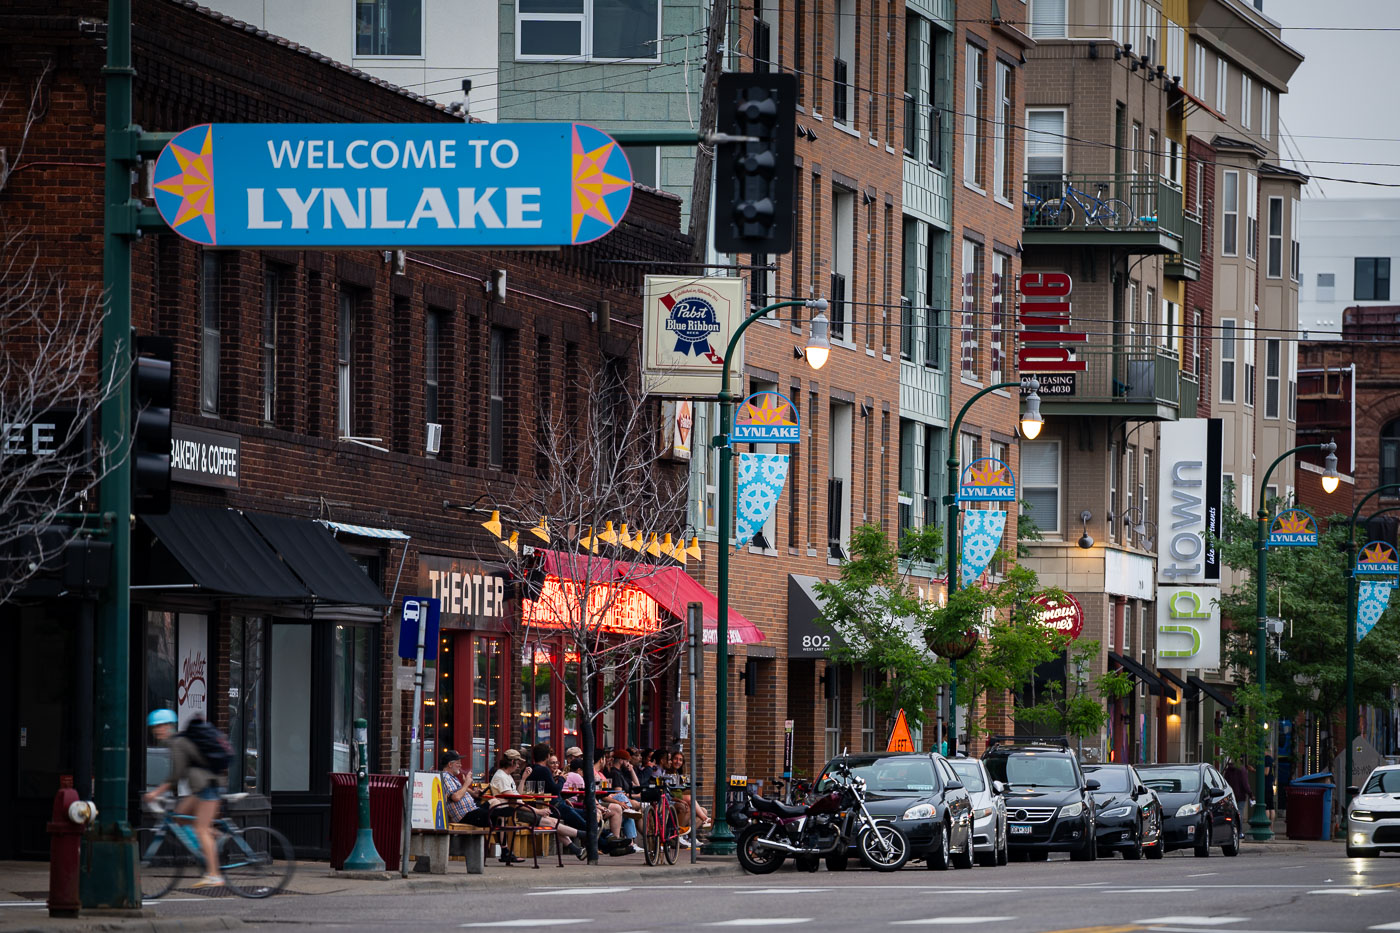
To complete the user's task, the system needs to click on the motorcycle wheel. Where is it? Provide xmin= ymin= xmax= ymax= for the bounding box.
xmin=858 ymin=823 xmax=910 ymax=872
xmin=736 ymin=825 xmax=786 ymax=875
xmin=825 ymin=852 xmax=849 ymax=872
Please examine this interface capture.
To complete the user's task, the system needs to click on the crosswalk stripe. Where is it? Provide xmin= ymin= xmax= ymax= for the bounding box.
xmin=462 ymin=921 xmax=583 ymax=928
xmin=1307 ymin=889 xmax=1391 ymax=895
xmin=527 ymin=888 xmax=632 ymax=896
xmin=705 ymin=921 xmax=813 ymax=927
xmin=889 ymin=918 xmax=1016 ymax=926
xmin=1134 ymin=918 xmax=1248 ymax=926
xmin=1368 ymin=923 xmax=1400 ymax=930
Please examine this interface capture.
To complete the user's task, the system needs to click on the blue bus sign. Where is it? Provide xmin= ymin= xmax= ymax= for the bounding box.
xmin=153 ymin=123 xmax=634 ymax=249
xmin=397 ymin=596 xmax=441 ymax=660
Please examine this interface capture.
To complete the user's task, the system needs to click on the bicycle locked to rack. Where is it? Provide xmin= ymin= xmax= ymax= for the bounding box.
xmin=138 ymin=793 xmax=296 ymax=898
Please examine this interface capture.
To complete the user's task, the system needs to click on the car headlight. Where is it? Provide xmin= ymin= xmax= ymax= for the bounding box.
xmin=1176 ymin=802 xmax=1203 ymax=818
xmin=1101 ymin=806 xmax=1133 ymax=818
xmin=980 ymin=807 xmax=995 ymax=818
xmin=1059 ymin=802 xmax=1083 ymax=818
xmin=1351 ymin=810 xmax=1375 ymax=822
xmin=901 ymin=804 xmax=936 ymax=821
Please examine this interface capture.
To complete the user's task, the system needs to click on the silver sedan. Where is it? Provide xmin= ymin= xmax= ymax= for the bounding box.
xmin=948 ymin=756 xmax=1008 ymax=866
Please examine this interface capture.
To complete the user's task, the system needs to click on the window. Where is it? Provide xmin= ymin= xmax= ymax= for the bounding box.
xmin=1267 ymin=197 xmax=1284 ymax=278
xmin=1025 ymin=109 xmax=1066 ymax=203
xmin=1127 ymin=279 xmax=1138 ymax=348
xmin=789 ymin=386 xmax=803 ymax=547
xmin=1144 ymin=5 xmax=1159 ymax=63
xmin=1288 ymin=349 xmax=1297 ymax=422
xmin=1192 ymin=309 xmax=1203 ymax=378
xmin=1246 ymin=173 xmax=1257 ymax=261
xmin=901 ymin=219 xmax=916 ymax=360
xmin=261 ymin=267 xmax=277 ymax=425
xmin=831 ymin=186 xmax=854 ymax=341
xmin=925 ymin=228 xmax=948 ymax=370
xmin=990 ymin=252 xmax=1007 ymax=383
xmin=1382 ymin=419 xmax=1400 ymax=488
xmin=1109 ymin=444 xmax=1118 ymax=542
xmin=201 ymin=253 xmax=220 ymax=416
xmin=227 ymin=616 xmax=264 ymax=794
xmin=824 ymin=666 xmax=842 ymax=760
xmin=1265 ymin=338 xmax=1280 ymax=419
xmin=331 ymin=624 xmax=374 ymax=773
xmin=1290 ymin=197 xmax=1300 ymax=282
xmin=751 ymin=254 xmax=771 ymax=312
xmin=1166 ymin=19 xmax=1185 ymax=82
xmin=1243 ymin=322 xmax=1255 ymax=408
xmin=753 ymin=0 xmax=777 ymax=72
xmin=1193 ymin=41 xmax=1206 ymax=97
xmin=964 ymin=43 xmax=985 ymax=188
xmin=1318 ymin=272 xmax=1336 ymax=302
xmin=1220 ymin=318 xmax=1236 ymax=403
xmin=1030 ymin=0 xmax=1067 ymax=38
xmin=356 ymin=0 xmax=422 ymax=56
xmin=488 ymin=327 xmax=506 ymax=469
xmin=337 ymin=292 xmax=354 ymax=435
xmin=1113 ymin=0 xmax=1127 ymax=47
xmin=994 ymin=61 xmax=1014 ymax=202
xmin=1216 ymin=57 xmax=1228 ymax=115
xmin=1262 ymin=88 xmax=1273 ymax=140
xmin=1161 ymin=299 xmax=1179 ymax=349
xmin=425 ymin=310 xmax=442 ymax=430
xmin=931 ymin=28 xmax=952 ymax=172
xmin=903 ymin=15 xmax=921 ymax=158
xmin=828 ymin=400 xmax=853 ymax=559
xmin=1020 ymin=441 xmax=1060 ymax=534
xmin=833 ymin=0 xmax=855 ymax=124
xmin=961 ymin=239 xmax=982 ymax=380
xmin=861 ymin=668 xmax=880 ymax=751
xmin=269 ymin=623 xmax=312 ymax=791
xmin=1125 ymin=445 xmax=1136 ymax=545
xmin=1222 ymin=170 xmax=1239 ymax=256
xmin=516 ymin=0 xmax=660 ymax=61
xmin=1355 ymin=257 xmax=1391 ymax=301
xmin=621 ymin=146 xmax=658 ymax=188
xmin=1241 ymin=73 xmax=1253 ymax=129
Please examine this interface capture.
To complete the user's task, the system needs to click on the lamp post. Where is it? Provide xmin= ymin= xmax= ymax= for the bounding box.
xmin=1250 ymin=441 xmax=1338 ymax=841
xmin=703 ymin=298 xmax=830 ymax=855
xmin=941 ymin=377 xmax=1042 ymax=755
xmin=1345 ymin=482 xmax=1400 ymax=804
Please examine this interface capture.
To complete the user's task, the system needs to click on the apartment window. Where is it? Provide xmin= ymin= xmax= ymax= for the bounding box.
xmin=750 ymin=254 xmax=771 ymax=311
xmin=1216 ymin=57 xmax=1228 ymax=115
xmin=1025 ymin=109 xmax=1067 ymax=204
xmin=488 ymin=327 xmax=507 ymax=469
xmin=1192 ymin=40 xmax=1206 ymax=97
xmin=831 ymin=187 xmax=854 ymax=341
xmin=1262 ymin=88 xmax=1273 ymax=141
xmin=1125 ymin=446 xmax=1136 ymax=546
xmin=824 ymin=667 xmax=842 ymax=760
xmin=1166 ymin=19 xmax=1185 ymax=81
xmin=1220 ymin=318 xmax=1236 ymax=403
xmin=789 ymin=385 xmax=803 ymax=547
xmin=1246 ymin=174 xmax=1258 ymax=261
xmin=1113 ymin=0 xmax=1127 ymax=46
xmin=901 ymin=219 xmax=916 ymax=360
xmin=1381 ymin=419 xmax=1400 ymax=488
xmin=1144 ymin=6 xmax=1159 ymax=63
xmin=828 ymin=401 xmax=854 ymax=560
xmin=1318 ymin=272 xmax=1336 ymax=301
xmin=1030 ymin=0 xmax=1067 ymax=38
xmin=1194 ymin=160 xmax=1204 ymax=214
xmin=261 ymin=267 xmax=278 ymax=425
xmin=1290 ymin=198 xmax=1301 ymax=282
xmin=1020 ymin=441 xmax=1060 ymax=534
xmin=1265 ymin=338 xmax=1281 ymax=419
xmin=1109 ymin=444 xmax=1119 ymax=542
xmin=923 ymin=426 xmax=942 ymax=529
xmin=925 ymin=226 xmax=947 ymax=370
xmin=753 ymin=0 xmax=776 ymax=72
xmin=1243 ymin=322 xmax=1255 ymax=408
xmin=516 ymin=0 xmax=660 ymax=61
xmin=1146 ymin=287 xmax=1157 ymax=347
xmin=1222 ymin=171 xmax=1239 ymax=256
xmin=425 ymin=310 xmax=442 ymax=430
xmin=356 ymin=0 xmax=422 ymax=56
xmin=201 ymin=253 xmax=220 ymax=416
xmin=1261 ymin=196 xmax=1283 ymax=279
xmin=1241 ymin=73 xmax=1253 ymax=129
xmin=903 ymin=15 xmax=920 ymax=157
xmin=1127 ymin=279 xmax=1138 ymax=348
xmin=833 ymin=0 xmax=855 ymax=124
xmin=931 ymin=28 xmax=952 ymax=172
xmin=1192 ymin=310 xmax=1203 ymax=378
xmin=990 ymin=252 xmax=1007 ymax=383
xmin=899 ymin=421 xmax=916 ymax=541
xmin=1288 ymin=351 xmax=1297 ymax=422
xmin=961 ymin=239 xmax=982 ymax=380
xmin=861 ymin=668 xmax=880 ymax=751
xmin=1355 ymin=257 xmax=1391 ymax=301
xmin=621 ymin=146 xmax=658 ymax=188
xmin=1161 ymin=299 xmax=1178 ymax=349
xmin=994 ymin=61 xmax=1014 ymax=202
xmin=337 ymin=293 xmax=354 ymax=435
xmin=964 ymin=43 xmax=985 ymax=188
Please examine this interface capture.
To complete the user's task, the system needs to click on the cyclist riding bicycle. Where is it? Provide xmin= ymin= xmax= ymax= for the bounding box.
xmin=142 ymin=709 xmax=224 ymax=888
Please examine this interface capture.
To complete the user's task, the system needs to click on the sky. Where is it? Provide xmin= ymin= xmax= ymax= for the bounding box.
xmin=1265 ymin=0 xmax=1400 ymax=199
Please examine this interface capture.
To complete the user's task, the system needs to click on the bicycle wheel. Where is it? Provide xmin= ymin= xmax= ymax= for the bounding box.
xmin=1041 ymin=198 xmax=1076 ymax=231
xmin=662 ymin=807 xmax=680 ymax=865
xmin=137 ymin=825 xmax=193 ymax=899
xmin=1098 ymin=198 xmax=1135 ymax=230
xmin=220 ymin=826 xmax=295 ymax=898
xmin=642 ymin=806 xmax=662 ymax=865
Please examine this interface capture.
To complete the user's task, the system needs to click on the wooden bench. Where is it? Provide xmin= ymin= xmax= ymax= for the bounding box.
xmin=410 ymin=824 xmax=490 ymax=875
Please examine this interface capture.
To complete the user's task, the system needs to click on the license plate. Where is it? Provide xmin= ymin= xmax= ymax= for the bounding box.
xmin=1010 ymin=824 xmax=1033 ymax=835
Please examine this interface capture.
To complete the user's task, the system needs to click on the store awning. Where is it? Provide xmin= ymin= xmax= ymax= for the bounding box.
xmin=1157 ymin=667 xmax=1195 ymax=699
xmin=139 ymin=505 xmax=310 ymax=599
xmin=318 ymin=520 xmax=410 ymax=541
xmin=1109 ymin=651 xmax=1164 ymax=694
xmin=539 ymin=550 xmax=764 ymax=644
xmin=245 ymin=512 xmax=390 ymax=606
xmin=788 ymin=574 xmax=930 ymax=660
xmin=1188 ymin=675 xmax=1235 ymax=711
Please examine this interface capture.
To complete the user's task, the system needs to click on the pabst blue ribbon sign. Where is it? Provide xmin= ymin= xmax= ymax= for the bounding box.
xmin=152 ymin=123 xmax=634 ymax=248
xmin=642 ymin=275 xmax=746 ymax=396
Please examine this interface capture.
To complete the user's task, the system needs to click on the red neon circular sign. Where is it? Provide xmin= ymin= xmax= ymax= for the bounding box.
xmin=1031 ymin=592 xmax=1084 ymax=640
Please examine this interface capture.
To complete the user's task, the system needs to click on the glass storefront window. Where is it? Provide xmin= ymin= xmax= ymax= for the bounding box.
xmin=228 ymin=616 xmax=265 ymax=794
xmin=333 ymin=624 xmax=373 ymax=773
xmin=269 ymin=624 xmax=312 ymax=792
xmin=145 ymin=611 xmax=177 ymax=789
xmin=562 ymin=652 xmax=581 ymax=751
xmin=471 ymin=636 xmax=503 ymax=774
xmin=518 ymin=642 xmax=554 ymax=749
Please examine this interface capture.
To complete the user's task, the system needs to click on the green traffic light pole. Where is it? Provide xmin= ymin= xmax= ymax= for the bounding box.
xmin=1249 ymin=441 xmax=1337 ymax=842
xmin=941 ymin=378 xmax=1040 ymax=756
xmin=701 ymin=297 xmax=829 ymax=856
xmin=1345 ymin=482 xmax=1400 ymax=805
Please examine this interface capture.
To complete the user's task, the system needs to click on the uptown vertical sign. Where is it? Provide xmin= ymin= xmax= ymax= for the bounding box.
xmin=1017 ymin=272 xmax=1088 ymax=374
xmin=1158 ymin=418 xmax=1223 ymax=584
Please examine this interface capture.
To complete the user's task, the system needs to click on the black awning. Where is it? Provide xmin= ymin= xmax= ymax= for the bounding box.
xmin=244 ymin=512 xmax=389 ymax=607
xmin=140 ymin=505 xmax=310 ymax=599
xmin=1188 ymin=675 xmax=1235 ymax=710
xmin=1109 ymin=651 xmax=1164 ymax=693
xmin=1157 ymin=667 xmax=1195 ymax=698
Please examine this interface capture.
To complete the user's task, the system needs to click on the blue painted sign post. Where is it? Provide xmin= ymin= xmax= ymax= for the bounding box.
xmin=152 ymin=123 xmax=634 ymax=248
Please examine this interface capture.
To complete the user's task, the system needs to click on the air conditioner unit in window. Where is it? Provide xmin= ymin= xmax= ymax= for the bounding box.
xmin=425 ymin=422 xmax=442 ymax=455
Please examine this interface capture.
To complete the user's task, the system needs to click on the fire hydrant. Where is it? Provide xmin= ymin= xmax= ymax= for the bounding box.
xmin=47 ymin=776 xmax=97 ymax=918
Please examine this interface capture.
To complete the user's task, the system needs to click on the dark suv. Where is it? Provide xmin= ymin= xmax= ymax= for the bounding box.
xmin=983 ymin=737 xmax=1099 ymax=861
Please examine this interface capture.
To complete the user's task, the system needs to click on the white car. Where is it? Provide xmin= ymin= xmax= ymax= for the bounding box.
xmin=947 ymin=756 xmax=1008 ymax=866
xmin=1347 ymin=763 xmax=1400 ymax=858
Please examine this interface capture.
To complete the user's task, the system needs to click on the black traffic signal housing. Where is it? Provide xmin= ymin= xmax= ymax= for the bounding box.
xmin=131 ymin=334 xmax=173 ymax=515
xmin=713 ymin=72 xmax=797 ymax=255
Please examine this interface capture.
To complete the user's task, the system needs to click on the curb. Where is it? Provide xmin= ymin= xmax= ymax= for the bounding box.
xmin=1 ymin=915 xmax=243 ymax=933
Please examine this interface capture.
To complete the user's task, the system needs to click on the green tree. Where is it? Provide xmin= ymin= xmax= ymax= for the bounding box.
xmin=1018 ymin=640 xmax=1133 ymax=742
xmin=1207 ymin=682 xmax=1276 ymax=768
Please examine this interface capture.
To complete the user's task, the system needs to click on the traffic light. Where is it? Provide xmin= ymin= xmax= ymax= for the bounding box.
xmin=131 ymin=334 xmax=173 ymax=515
xmin=713 ymin=71 xmax=797 ymax=255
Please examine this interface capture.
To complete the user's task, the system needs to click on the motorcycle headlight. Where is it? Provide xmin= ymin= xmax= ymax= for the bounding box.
xmin=1351 ymin=810 xmax=1375 ymax=822
xmin=1176 ymin=802 xmax=1203 ymax=818
xmin=1100 ymin=806 xmax=1133 ymax=818
xmin=901 ymin=804 xmax=936 ymax=821
xmin=1059 ymin=802 xmax=1083 ymax=818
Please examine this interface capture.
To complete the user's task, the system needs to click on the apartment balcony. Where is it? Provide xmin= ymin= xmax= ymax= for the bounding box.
xmin=1038 ymin=346 xmax=1183 ymax=421
xmin=1023 ymin=174 xmax=1185 ymax=254
xmin=1166 ymin=211 xmax=1203 ymax=281
xmin=1179 ymin=371 xmax=1200 ymax=419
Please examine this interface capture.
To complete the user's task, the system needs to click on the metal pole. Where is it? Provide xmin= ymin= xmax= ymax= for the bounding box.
xmin=704 ymin=299 xmax=810 ymax=855
xmin=345 ymin=718 xmax=385 ymax=871
xmin=83 ymin=0 xmax=139 ymax=909
xmin=1345 ymin=483 xmax=1400 ymax=803
xmin=687 ymin=602 xmax=700 ymax=863
xmin=401 ymin=605 xmax=427 ymax=877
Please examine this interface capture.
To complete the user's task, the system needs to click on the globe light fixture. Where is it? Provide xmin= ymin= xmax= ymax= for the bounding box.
xmin=803 ymin=312 xmax=831 ymax=370
xmin=1322 ymin=441 xmax=1340 ymax=494
xmin=1020 ymin=377 xmax=1044 ymax=440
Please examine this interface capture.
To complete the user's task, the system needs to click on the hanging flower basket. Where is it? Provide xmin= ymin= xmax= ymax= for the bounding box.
xmin=926 ymin=628 xmax=979 ymax=660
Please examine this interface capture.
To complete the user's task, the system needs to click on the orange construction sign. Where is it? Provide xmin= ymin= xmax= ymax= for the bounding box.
xmin=886 ymin=709 xmax=915 ymax=753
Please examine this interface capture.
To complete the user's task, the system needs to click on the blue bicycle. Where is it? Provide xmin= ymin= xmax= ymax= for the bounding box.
xmin=1024 ymin=181 xmax=1135 ymax=231
xmin=138 ymin=793 xmax=295 ymax=898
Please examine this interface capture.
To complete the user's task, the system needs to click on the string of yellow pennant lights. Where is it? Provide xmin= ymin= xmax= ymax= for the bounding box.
xmin=477 ymin=511 xmax=703 ymax=565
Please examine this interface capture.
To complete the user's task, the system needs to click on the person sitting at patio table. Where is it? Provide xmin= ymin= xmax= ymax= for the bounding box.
xmin=440 ymin=749 xmax=493 ymax=828
xmin=561 ymin=757 xmax=625 ymax=847
xmin=666 ymin=750 xmax=710 ymax=843
xmin=491 ymin=748 xmax=585 ymax=860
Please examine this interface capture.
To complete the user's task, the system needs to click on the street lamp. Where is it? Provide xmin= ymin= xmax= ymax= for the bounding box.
xmin=941 ymin=376 xmax=1042 ymax=755
xmin=1250 ymin=440 xmax=1338 ymax=841
xmin=1345 ymin=481 xmax=1400 ymax=804
xmin=704 ymin=297 xmax=830 ymax=855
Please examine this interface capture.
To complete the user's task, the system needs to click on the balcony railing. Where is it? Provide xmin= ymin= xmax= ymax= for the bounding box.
xmin=1167 ymin=210 xmax=1203 ymax=279
xmin=1036 ymin=346 xmax=1182 ymax=410
xmin=1180 ymin=372 xmax=1200 ymax=419
xmin=1024 ymin=173 xmax=1185 ymax=244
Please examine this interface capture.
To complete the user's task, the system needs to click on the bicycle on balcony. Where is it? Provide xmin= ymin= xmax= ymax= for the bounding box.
xmin=1024 ymin=181 xmax=1135 ymax=232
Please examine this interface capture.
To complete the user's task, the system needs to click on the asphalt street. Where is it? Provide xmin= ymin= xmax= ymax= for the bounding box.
xmin=9 ymin=846 xmax=1396 ymax=933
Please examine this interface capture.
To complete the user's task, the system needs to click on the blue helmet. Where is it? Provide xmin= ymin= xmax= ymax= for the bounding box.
xmin=147 ymin=709 xmax=178 ymax=728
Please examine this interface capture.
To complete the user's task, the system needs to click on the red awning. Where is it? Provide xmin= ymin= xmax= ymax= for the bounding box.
xmin=537 ymin=550 xmax=764 ymax=645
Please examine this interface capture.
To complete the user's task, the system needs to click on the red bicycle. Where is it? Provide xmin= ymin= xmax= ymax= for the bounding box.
xmin=640 ymin=781 xmax=683 ymax=865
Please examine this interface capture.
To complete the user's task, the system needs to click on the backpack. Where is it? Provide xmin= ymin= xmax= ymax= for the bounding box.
xmin=182 ymin=718 xmax=232 ymax=774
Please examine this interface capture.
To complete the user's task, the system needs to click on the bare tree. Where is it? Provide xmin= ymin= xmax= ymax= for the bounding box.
xmin=1 ymin=63 xmax=124 ymax=604
xmin=501 ymin=355 xmax=689 ymax=862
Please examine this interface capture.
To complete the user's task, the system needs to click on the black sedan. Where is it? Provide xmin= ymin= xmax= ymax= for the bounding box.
xmin=817 ymin=752 xmax=976 ymax=870
xmin=1082 ymin=764 xmax=1164 ymax=860
xmin=1138 ymin=763 xmax=1242 ymax=857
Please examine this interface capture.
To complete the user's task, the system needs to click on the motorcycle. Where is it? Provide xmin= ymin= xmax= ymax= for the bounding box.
xmin=730 ymin=755 xmax=909 ymax=873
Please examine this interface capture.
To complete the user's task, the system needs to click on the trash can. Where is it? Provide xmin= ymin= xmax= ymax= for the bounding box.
xmin=329 ymin=773 xmax=407 ymax=870
xmin=1286 ymin=772 xmax=1335 ymax=841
